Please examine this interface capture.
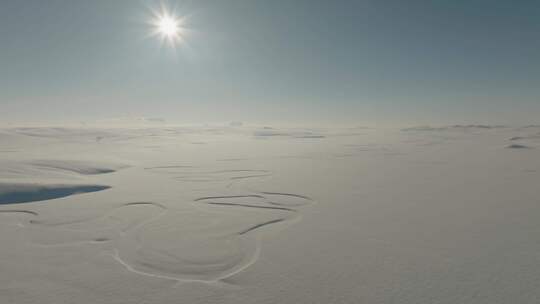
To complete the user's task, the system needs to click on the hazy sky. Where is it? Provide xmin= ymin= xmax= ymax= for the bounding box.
xmin=1 ymin=0 xmax=539 ymax=125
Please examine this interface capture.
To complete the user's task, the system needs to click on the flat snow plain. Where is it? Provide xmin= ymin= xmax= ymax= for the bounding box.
xmin=1 ymin=125 xmax=539 ymax=303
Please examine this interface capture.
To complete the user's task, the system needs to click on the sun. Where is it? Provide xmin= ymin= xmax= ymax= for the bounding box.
xmin=148 ymin=4 xmax=186 ymax=47
xmin=157 ymin=15 xmax=179 ymax=38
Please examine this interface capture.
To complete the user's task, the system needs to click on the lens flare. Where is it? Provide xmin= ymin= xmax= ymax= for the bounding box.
xmin=148 ymin=3 xmax=186 ymax=48
xmin=157 ymin=16 xmax=179 ymax=38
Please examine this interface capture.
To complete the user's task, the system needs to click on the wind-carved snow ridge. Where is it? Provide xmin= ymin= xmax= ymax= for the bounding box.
xmin=0 ymin=160 xmax=127 ymax=204
xmin=0 ymin=159 xmax=127 ymax=180
xmin=253 ymin=127 xmax=326 ymax=139
xmin=145 ymin=166 xmax=272 ymax=185
xmin=401 ymin=125 xmax=507 ymax=132
xmin=111 ymin=192 xmax=314 ymax=282
xmin=0 ymin=128 xmax=315 ymax=283
xmin=29 ymin=160 xmax=128 ymax=175
xmin=0 ymin=183 xmax=111 ymax=205
xmin=4 ymin=187 xmax=315 ymax=283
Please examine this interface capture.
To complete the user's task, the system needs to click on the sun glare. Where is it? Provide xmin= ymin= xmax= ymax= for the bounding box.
xmin=149 ymin=5 xmax=185 ymax=47
xmin=158 ymin=15 xmax=179 ymax=37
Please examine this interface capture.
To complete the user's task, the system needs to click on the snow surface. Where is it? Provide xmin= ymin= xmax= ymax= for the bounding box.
xmin=1 ymin=125 xmax=539 ymax=303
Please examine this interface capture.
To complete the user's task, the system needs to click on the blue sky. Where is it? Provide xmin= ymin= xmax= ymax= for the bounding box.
xmin=1 ymin=0 xmax=539 ymax=125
